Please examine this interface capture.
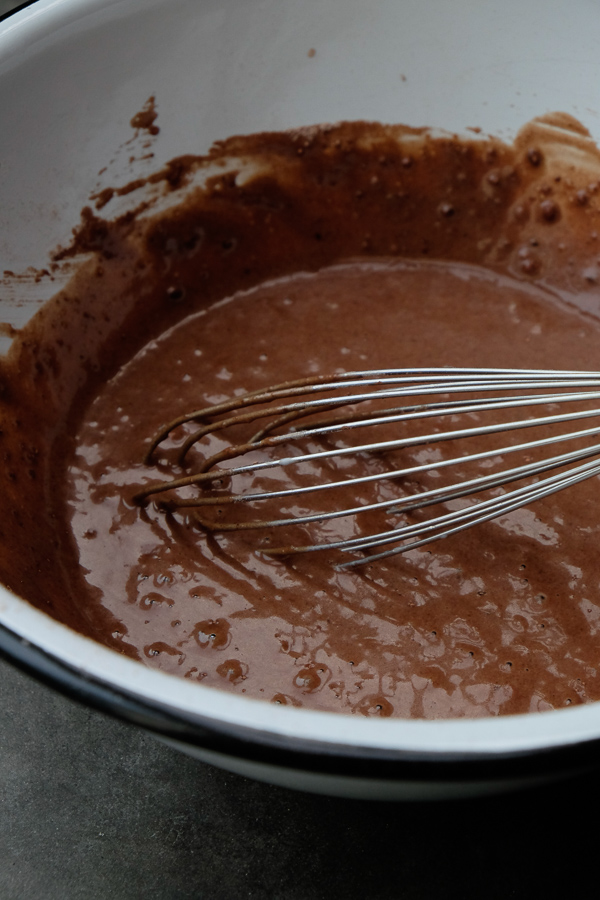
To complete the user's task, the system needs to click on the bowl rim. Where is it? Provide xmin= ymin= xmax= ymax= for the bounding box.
xmin=3 ymin=582 xmax=600 ymax=784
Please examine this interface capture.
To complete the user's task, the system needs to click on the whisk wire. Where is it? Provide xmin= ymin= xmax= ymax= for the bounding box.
xmin=338 ymin=457 xmax=600 ymax=567
xmin=137 ymin=403 xmax=600 ymax=503
xmin=134 ymin=368 xmax=600 ymax=565
xmin=144 ymin=368 xmax=600 ymax=462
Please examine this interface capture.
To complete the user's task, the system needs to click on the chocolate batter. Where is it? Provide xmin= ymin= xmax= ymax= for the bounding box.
xmin=3 ymin=112 xmax=600 ymax=718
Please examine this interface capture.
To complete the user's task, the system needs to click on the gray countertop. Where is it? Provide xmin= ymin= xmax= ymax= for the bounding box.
xmin=0 ymin=651 xmax=595 ymax=899
xmin=0 ymin=0 xmax=20 ymax=16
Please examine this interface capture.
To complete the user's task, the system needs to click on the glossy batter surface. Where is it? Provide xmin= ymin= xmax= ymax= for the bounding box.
xmin=65 ymin=259 xmax=600 ymax=717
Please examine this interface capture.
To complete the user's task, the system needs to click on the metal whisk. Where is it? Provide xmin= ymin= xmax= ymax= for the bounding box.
xmin=133 ymin=368 xmax=600 ymax=567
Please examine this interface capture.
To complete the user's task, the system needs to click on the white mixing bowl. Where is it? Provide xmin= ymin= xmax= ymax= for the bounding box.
xmin=3 ymin=0 xmax=600 ymax=800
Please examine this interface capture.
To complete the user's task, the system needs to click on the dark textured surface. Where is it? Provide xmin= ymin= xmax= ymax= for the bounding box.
xmin=0 ymin=653 xmax=593 ymax=899
xmin=0 ymin=0 xmax=22 ymax=16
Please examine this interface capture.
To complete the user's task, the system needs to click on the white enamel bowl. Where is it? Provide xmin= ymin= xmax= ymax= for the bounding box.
xmin=3 ymin=0 xmax=600 ymax=800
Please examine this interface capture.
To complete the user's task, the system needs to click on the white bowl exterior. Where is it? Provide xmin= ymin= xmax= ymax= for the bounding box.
xmin=4 ymin=0 xmax=600 ymax=769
